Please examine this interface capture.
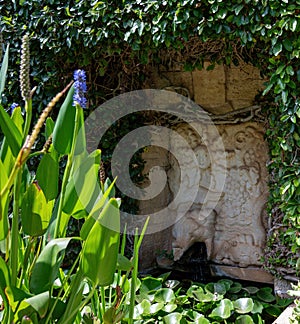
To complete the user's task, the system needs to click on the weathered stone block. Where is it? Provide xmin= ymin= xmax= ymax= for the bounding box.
xmin=225 ymin=63 xmax=266 ymax=109
xmin=192 ymin=63 xmax=227 ymax=112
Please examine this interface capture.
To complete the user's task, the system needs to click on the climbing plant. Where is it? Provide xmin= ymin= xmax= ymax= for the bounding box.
xmin=1 ymin=0 xmax=300 ymax=275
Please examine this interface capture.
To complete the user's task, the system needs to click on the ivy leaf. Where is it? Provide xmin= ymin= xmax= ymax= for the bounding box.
xmin=283 ymin=39 xmax=293 ymax=52
xmin=272 ymin=42 xmax=282 ymax=56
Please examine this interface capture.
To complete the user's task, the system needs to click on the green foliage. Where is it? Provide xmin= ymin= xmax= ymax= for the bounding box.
xmin=0 ymin=0 xmax=300 ymax=275
xmin=129 ymin=276 xmax=292 ymax=323
xmin=0 ymin=41 xmax=128 ymax=323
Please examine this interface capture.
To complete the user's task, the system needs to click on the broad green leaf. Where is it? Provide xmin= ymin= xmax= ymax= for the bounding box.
xmin=257 ymin=287 xmax=276 ymax=302
xmin=30 ymin=238 xmax=73 ymax=294
xmin=45 ymin=117 xmax=55 ymax=138
xmin=154 ymin=288 xmax=175 ymax=303
xmin=0 ymin=104 xmax=23 ymax=157
xmin=0 ymin=44 xmax=9 ymax=99
xmin=25 ymin=291 xmax=50 ymax=318
xmin=63 ymin=149 xmax=101 ymax=216
xmin=52 ymin=85 xmax=75 ymax=155
xmin=188 ymin=286 xmax=215 ymax=302
xmin=236 ymin=314 xmax=254 ymax=324
xmin=135 ymin=299 xmax=152 ymax=315
xmin=80 ymin=179 xmax=116 ymax=240
xmin=209 ymin=299 xmax=233 ymax=319
xmin=21 ymin=182 xmax=54 ymax=236
xmin=140 ymin=277 xmax=162 ymax=295
xmin=116 ymin=254 xmax=133 ymax=271
xmin=162 ymin=303 xmax=177 ymax=313
xmin=36 ymin=151 xmax=59 ymax=201
xmin=218 ymin=279 xmax=233 ymax=290
xmin=243 ymin=286 xmax=259 ymax=294
xmin=206 ymin=282 xmax=227 ymax=295
xmin=233 ymin=298 xmax=254 ymax=314
xmin=15 ymin=303 xmax=38 ymax=324
xmin=251 ymin=300 xmax=264 ymax=314
xmin=5 ymin=285 xmax=31 ymax=312
xmin=80 ymin=198 xmax=120 ymax=286
xmin=229 ymin=282 xmax=242 ymax=293
xmin=264 ymin=305 xmax=282 ymax=317
xmin=163 ymin=312 xmax=182 ymax=323
xmin=0 ymin=106 xmax=25 ymax=175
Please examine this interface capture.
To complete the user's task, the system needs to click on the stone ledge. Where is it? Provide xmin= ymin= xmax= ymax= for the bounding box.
xmin=210 ymin=264 xmax=274 ymax=284
xmin=272 ymin=304 xmax=295 ymax=324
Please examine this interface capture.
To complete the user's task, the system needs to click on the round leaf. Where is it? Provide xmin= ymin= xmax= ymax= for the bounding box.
xmin=233 ymin=298 xmax=254 ymax=314
xmin=154 ymin=288 xmax=175 ymax=303
xmin=209 ymin=299 xmax=233 ymax=319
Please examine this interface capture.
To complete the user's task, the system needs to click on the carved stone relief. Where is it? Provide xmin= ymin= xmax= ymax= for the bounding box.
xmin=170 ymin=122 xmax=269 ymax=267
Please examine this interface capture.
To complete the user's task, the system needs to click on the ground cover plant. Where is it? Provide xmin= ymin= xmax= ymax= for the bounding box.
xmin=129 ymin=275 xmax=292 ymax=324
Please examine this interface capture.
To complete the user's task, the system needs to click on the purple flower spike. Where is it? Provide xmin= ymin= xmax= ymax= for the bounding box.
xmin=73 ymin=69 xmax=87 ymax=109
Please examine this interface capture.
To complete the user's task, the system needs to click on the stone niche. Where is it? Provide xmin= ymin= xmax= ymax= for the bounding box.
xmin=139 ymin=121 xmax=271 ymax=282
xmin=139 ymin=62 xmax=273 ymax=282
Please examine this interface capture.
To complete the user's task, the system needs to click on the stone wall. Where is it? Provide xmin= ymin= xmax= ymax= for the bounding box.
xmin=138 ymin=62 xmax=271 ymax=282
xmin=145 ymin=61 xmax=266 ymax=114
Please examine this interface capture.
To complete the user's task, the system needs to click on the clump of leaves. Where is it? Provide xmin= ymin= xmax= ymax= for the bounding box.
xmin=129 ymin=274 xmax=293 ymax=324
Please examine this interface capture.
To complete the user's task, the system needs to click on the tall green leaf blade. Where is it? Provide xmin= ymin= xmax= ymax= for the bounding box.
xmin=0 ymin=107 xmax=24 ymax=175
xmin=0 ymin=104 xmax=23 ymax=157
xmin=0 ymin=159 xmax=9 ymax=240
xmin=80 ymin=198 xmax=120 ymax=286
xmin=57 ymin=272 xmax=85 ymax=324
xmin=80 ymin=179 xmax=116 ymax=240
xmin=21 ymin=182 xmax=54 ymax=237
xmin=29 ymin=238 xmax=73 ymax=294
xmin=0 ymin=44 xmax=9 ymax=99
xmin=63 ymin=149 xmax=101 ymax=215
xmin=36 ymin=150 xmax=59 ymax=201
xmin=52 ymin=85 xmax=75 ymax=155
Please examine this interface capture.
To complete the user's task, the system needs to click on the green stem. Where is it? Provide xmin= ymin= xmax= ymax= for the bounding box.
xmin=0 ymin=163 xmax=18 ymax=198
xmin=18 ymin=237 xmax=36 ymax=289
xmin=64 ymin=283 xmax=96 ymax=323
xmin=23 ymin=98 xmax=32 ymax=140
xmin=54 ymin=104 xmax=81 ymax=238
xmin=128 ymin=229 xmax=139 ymax=324
xmin=128 ymin=218 xmax=149 ymax=324
xmin=100 ymin=286 xmax=106 ymax=319
xmin=45 ymin=251 xmax=81 ymax=324
xmin=10 ymin=169 xmax=22 ymax=286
